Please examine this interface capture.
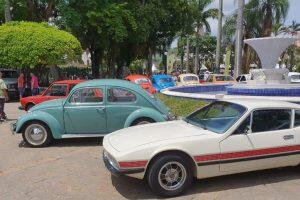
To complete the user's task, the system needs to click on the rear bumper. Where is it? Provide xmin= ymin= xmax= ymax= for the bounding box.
xmin=10 ymin=122 xmax=17 ymax=134
xmin=102 ymin=151 xmax=144 ymax=177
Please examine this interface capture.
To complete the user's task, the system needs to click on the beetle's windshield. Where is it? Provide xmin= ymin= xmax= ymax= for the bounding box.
xmin=185 ymin=101 xmax=246 ymax=134
xmin=183 ymin=76 xmax=198 ymax=82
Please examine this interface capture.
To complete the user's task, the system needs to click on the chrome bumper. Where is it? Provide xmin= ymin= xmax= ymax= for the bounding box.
xmin=10 ymin=122 xmax=17 ymax=134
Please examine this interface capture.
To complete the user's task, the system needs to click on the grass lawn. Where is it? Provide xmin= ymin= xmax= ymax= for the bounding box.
xmin=156 ymin=93 xmax=207 ymax=117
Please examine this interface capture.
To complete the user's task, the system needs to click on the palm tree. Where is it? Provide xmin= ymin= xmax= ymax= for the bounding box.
xmin=248 ymin=0 xmax=289 ymax=37
xmin=192 ymin=0 xmax=218 ymax=74
xmin=280 ymin=20 xmax=300 ymax=36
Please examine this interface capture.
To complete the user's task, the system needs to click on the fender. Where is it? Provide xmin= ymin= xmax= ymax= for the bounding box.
xmin=124 ymin=107 xmax=166 ymax=128
xmin=15 ymin=111 xmax=64 ymax=139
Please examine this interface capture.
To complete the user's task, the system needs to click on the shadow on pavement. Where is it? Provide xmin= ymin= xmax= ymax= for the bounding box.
xmin=111 ymin=166 xmax=300 ymax=199
xmin=18 ymin=137 xmax=103 ymax=148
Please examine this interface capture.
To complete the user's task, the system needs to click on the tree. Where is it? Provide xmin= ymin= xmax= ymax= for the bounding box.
xmin=247 ymin=0 xmax=289 ymax=37
xmin=0 ymin=21 xmax=82 ymax=68
xmin=280 ymin=20 xmax=300 ymax=35
xmin=191 ymin=0 xmax=218 ymax=74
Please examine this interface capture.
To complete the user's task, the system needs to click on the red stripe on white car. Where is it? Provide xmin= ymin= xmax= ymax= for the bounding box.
xmin=194 ymin=144 xmax=300 ymax=163
xmin=119 ymin=160 xmax=148 ymax=168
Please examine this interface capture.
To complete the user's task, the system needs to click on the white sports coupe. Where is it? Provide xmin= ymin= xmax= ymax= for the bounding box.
xmin=103 ymin=99 xmax=300 ymax=197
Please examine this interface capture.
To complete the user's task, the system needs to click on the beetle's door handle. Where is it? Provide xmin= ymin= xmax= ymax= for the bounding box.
xmin=96 ymin=107 xmax=105 ymax=112
xmin=283 ymin=135 xmax=294 ymax=140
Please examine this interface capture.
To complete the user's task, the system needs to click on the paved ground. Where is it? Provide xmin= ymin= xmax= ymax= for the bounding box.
xmin=1 ymin=102 xmax=300 ymax=200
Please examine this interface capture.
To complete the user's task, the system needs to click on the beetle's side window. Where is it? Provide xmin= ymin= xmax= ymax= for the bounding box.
xmin=233 ymin=115 xmax=251 ymax=135
xmin=252 ymin=109 xmax=291 ymax=133
xmin=70 ymin=88 xmax=103 ymax=103
xmin=108 ymin=88 xmax=136 ymax=102
xmin=294 ymin=110 xmax=300 ymax=127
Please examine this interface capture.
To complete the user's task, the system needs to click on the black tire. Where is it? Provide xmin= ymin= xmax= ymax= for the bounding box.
xmin=25 ymin=103 xmax=35 ymax=111
xmin=22 ymin=121 xmax=53 ymax=148
xmin=131 ymin=117 xmax=155 ymax=126
xmin=147 ymin=154 xmax=193 ymax=197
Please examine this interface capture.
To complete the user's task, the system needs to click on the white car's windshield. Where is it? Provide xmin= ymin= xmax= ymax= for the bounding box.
xmin=185 ymin=101 xmax=246 ymax=134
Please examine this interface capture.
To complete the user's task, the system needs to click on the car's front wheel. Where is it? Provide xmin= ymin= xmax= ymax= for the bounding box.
xmin=22 ymin=121 xmax=53 ymax=147
xmin=147 ymin=154 xmax=193 ymax=197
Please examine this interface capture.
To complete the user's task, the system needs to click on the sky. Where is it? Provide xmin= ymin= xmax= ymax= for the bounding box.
xmin=208 ymin=0 xmax=300 ymax=36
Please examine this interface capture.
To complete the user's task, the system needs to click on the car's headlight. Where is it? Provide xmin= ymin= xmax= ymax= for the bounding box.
xmin=103 ymin=150 xmax=119 ymax=169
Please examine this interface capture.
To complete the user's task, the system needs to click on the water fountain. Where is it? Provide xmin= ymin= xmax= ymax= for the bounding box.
xmin=162 ymin=37 xmax=300 ymax=102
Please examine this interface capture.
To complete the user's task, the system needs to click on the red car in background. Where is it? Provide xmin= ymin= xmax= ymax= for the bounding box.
xmin=20 ymin=79 xmax=85 ymax=111
xmin=125 ymin=74 xmax=156 ymax=94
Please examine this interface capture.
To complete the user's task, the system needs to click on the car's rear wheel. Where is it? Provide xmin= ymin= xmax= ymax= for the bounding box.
xmin=22 ymin=121 xmax=53 ymax=147
xmin=25 ymin=103 xmax=35 ymax=111
xmin=131 ymin=118 xmax=154 ymax=126
xmin=147 ymin=154 xmax=193 ymax=197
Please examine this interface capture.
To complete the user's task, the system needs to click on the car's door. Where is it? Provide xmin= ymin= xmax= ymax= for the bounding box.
xmin=63 ymin=87 xmax=107 ymax=134
xmin=220 ymin=109 xmax=296 ymax=172
xmin=105 ymin=86 xmax=140 ymax=133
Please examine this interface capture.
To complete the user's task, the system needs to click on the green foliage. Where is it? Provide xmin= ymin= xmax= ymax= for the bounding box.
xmin=157 ymin=93 xmax=206 ymax=117
xmin=0 ymin=21 xmax=82 ymax=68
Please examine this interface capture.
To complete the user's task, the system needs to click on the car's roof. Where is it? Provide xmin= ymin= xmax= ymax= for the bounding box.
xmin=211 ymin=74 xmax=232 ymax=77
xmin=288 ymin=72 xmax=300 ymax=75
xmin=54 ymin=79 xmax=85 ymax=84
xmin=73 ymin=79 xmax=146 ymax=92
xmin=125 ymin=74 xmax=149 ymax=80
xmin=152 ymin=74 xmax=172 ymax=79
xmin=178 ymin=73 xmax=198 ymax=77
xmin=222 ymin=98 xmax=300 ymax=110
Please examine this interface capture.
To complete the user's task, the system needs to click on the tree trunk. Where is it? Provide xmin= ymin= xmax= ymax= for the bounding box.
xmin=5 ymin=0 xmax=12 ymax=22
xmin=262 ymin=5 xmax=273 ymax=37
xmin=215 ymin=0 xmax=223 ymax=72
xmin=186 ymin=35 xmax=190 ymax=73
xmin=162 ymin=45 xmax=167 ymax=74
xmin=147 ymin=47 xmax=153 ymax=76
xmin=234 ymin=0 xmax=245 ymax=78
xmin=194 ymin=44 xmax=199 ymax=74
xmin=49 ymin=65 xmax=60 ymax=81
xmin=91 ymin=48 xmax=100 ymax=79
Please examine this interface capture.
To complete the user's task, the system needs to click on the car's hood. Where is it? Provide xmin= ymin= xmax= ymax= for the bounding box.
xmin=30 ymin=99 xmax=64 ymax=112
xmin=107 ymin=120 xmax=212 ymax=152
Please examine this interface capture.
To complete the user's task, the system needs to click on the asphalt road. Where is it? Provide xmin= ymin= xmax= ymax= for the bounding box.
xmin=1 ymin=102 xmax=300 ymax=200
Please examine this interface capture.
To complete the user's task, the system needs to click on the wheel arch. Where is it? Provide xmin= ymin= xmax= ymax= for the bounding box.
xmin=144 ymin=149 xmax=198 ymax=179
xmin=124 ymin=108 xmax=165 ymax=128
xmin=16 ymin=111 xmax=63 ymax=139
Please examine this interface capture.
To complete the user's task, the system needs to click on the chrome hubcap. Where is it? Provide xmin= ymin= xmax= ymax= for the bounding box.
xmin=158 ymin=161 xmax=187 ymax=191
xmin=25 ymin=124 xmax=47 ymax=145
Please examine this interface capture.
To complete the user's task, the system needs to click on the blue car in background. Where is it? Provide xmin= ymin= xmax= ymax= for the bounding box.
xmin=151 ymin=74 xmax=175 ymax=92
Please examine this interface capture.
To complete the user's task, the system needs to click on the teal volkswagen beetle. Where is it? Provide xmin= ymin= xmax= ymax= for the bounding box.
xmin=12 ymin=79 xmax=171 ymax=147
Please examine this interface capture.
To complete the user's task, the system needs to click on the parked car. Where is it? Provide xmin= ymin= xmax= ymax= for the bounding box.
xmin=103 ymin=99 xmax=300 ymax=197
xmin=20 ymin=79 xmax=84 ymax=111
xmin=206 ymin=74 xmax=236 ymax=84
xmin=151 ymin=74 xmax=175 ymax=92
xmin=288 ymin=72 xmax=300 ymax=83
xmin=12 ymin=79 xmax=171 ymax=147
xmin=125 ymin=74 xmax=156 ymax=94
xmin=236 ymin=74 xmax=251 ymax=83
xmin=0 ymin=69 xmax=19 ymax=99
xmin=177 ymin=73 xmax=200 ymax=86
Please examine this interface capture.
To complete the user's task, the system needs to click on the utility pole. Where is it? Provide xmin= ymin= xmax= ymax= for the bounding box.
xmin=215 ymin=0 xmax=223 ymax=73
xmin=5 ymin=0 xmax=12 ymax=22
xmin=234 ymin=0 xmax=244 ymax=78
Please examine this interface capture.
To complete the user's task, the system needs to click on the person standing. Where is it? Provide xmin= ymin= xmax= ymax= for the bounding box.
xmin=30 ymin=73 xmax=39 ymax=96
xmin=18 ymin=73 xmax=25 ymax=98
xmin=0 ymin=72 xmax=8 ymax=121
